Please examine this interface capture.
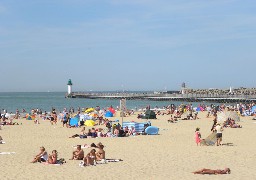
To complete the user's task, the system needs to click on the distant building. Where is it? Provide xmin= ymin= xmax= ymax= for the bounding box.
xmin=181 ymin=82 xmax=188 ymax=94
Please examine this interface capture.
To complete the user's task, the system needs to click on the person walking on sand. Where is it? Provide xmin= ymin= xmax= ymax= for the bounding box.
xmin=195 ymin=128 xmax=201 ymax=146
xmin=215 ymin=123 xmax=223 ymax=146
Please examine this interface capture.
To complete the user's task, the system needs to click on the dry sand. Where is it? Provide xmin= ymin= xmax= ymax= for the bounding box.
xmin=1 ymin=112 xmax=256 ymax=180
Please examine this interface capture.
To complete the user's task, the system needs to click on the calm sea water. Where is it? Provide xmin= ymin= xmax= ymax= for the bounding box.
xmin=0 ymin=92 xmax=217 ymax=113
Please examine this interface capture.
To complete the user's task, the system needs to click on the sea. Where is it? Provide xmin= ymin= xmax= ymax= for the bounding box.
xmin=0 ymin=92 xmax=220 ymax=113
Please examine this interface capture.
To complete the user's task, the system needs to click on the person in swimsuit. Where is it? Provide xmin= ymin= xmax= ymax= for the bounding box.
xmin=31 ymin=146 xmax=48 ymax=163
xmin=83 ymin=149 xmax=96 ymax=166
xmin=70 ymin=145 xmax=84 ymax=160
xmin=193 ymin=168 xmax=231 ymax=175
xmin=96 ymin=144 xmax=105 ymax=161
xmin=47 ymin=150 xmax=58 ymax=164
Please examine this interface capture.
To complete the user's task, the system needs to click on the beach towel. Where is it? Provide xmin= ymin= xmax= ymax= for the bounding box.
xmin=0 ymin=152 xmax=15 ymax=155
xmin=200 ymin=132 xmax=217 ymax=146
xmin=72 ymin=145 xmax=91 ymax=149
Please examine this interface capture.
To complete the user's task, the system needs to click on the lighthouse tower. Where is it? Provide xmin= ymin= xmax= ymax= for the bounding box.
xmin=67 ymin=79 xmax=73 ymax=95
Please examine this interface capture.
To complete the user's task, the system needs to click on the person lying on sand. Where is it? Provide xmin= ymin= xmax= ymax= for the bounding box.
xmin=70 ymin=145 xmax=84 ymax=160
xmin=69 ymin=127 xmax=87 ymax=138
xmin=193 ymin=168 xmax=231 ymax=175
xmin=31 ymin=146 xmax=48 ymax=163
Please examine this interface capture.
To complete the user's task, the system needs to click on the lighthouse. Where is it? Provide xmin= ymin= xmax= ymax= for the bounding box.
xmin=67 ymin=79 xmax=73 ymax=95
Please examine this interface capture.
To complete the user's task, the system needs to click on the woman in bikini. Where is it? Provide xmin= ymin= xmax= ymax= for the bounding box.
xmin=83 ymin=149 xmax=96 ymax=166
xmin=193 ymin=168 xmax=231 ymax=175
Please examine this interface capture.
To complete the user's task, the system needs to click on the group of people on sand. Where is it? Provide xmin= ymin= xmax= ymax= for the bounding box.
xmin=69 ymin=123 xmax=137 ymax=139
xmin=70 ymin=143 xmax=106 ymax=166
xmin=31 ymin=142 xmax=122 ymax=167
xmin=195 ymin=114 xmax=224 ymax=147
xmin=31 ymin=146 xmax=63 ymax=165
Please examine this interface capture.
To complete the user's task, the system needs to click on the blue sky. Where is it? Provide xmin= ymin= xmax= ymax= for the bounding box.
xmin=1 ymin=0 xmax=256 ymax=92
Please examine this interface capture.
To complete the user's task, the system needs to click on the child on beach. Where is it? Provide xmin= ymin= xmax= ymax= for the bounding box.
xmin=195 ymin=128 xmax=201 ymax=146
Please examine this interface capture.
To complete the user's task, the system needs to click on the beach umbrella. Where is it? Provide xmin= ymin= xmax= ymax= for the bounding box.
xmin=218 ymin=111 xmax=240 ymax=122
xmin=85 ymin=108 xmax=94 ymax=113
xmin=85 ymin=120 xmax=95 ymax=127
xmin=105 ymin=111 xmax=114 ymax=117
xmin=226 ymin=111 xmax=240 ymax=122
xmin=109 ymin=108 xmax=116 ymax=114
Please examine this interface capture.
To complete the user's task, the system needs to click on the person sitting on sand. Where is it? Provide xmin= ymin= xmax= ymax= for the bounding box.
xmin=0 ymin=136 xmax=4 ymax=144
xmin=80 ymin=127 xmax=87 ymax=139
xmin=31 ymin=146 xmax=48 ymax=163
xmin=96 ymin=144 xmax=106 ymax=161
xmin=70 ymin=145 xmax=84 ymax=160
xmin=91 ymin=128 xmax=97 ymax=138
xmin=97 ymin=128 xmax=104 ymax=137
xmin=193 ymin=168 xmax=231 ymax=175
xmin=168 ymin=115 xmax=176 ymax=123
xmin=47 ymin=150 xmax=58 ymax=164
xmin=128 ymin=126 xmax=136 ymax=136
xmin=83 ymin=149 xmax=96 ymax=166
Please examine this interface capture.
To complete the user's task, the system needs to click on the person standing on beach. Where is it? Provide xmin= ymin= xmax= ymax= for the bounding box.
xmin=63 ymin=112 xmax=69 ymax=127
xmin=211 ymin=114 xmax=218 ymax=132
xmin=215 ymin=123 xmax=223 ymax=146
xmin=195 ymin=128 xmax=201 ymax=146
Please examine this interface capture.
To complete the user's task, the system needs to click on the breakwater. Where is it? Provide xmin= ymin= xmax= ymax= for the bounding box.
xmin=66 ymin=93 xmax=256 ymax=103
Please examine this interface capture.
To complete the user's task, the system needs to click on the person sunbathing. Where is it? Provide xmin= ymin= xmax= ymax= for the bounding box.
xmin=31 ymin=146 xmax=48 ymax=163
xmin=47 ymin=150 xmax=58 ymax=164
xmin=83 ymin=149 xmax=96 ymax=166
xmin=128 ymin=126 xmax=136 ymax=136
xmin=70 ymin=145 xmax=84 ymax=160
xmin=193 ymin=168 xmax=231 ymax=175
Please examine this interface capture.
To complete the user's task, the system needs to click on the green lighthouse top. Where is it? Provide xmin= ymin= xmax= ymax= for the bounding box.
xmin=67 ymin=79 xmax=73 ymax=85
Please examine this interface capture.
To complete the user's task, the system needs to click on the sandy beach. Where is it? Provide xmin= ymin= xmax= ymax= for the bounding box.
xmin=1 ymin=112 xmax=256 ymax=180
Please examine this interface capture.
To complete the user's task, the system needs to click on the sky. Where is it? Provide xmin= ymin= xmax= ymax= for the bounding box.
xmin=1 ymin=0 xmax=256 ymax=92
